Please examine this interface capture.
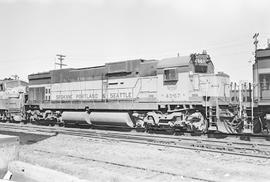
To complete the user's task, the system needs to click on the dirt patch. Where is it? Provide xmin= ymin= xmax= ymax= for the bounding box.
xmin=18 ymin=134 xmax=270 ymax=182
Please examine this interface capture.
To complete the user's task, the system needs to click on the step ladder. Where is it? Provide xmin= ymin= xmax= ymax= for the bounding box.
xmin=208 ymin=106 xmax=218 ymax=131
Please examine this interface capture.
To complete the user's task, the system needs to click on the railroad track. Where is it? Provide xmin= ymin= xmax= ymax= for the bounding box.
xmin=1 ymin=123 xmax=270 ymax=159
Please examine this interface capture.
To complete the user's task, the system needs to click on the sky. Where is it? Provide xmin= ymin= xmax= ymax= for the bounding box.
xmin=0 ymin=0 xmax=269 ymax=82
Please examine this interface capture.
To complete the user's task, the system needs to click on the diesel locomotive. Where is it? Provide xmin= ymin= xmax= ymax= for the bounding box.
xmin=0 ymin=79 xmax=28 ymax=122
xmin=25 ymin=51 xmax=242 ymax=133
xmin=2 ymin=46 xmax=270 ymax=135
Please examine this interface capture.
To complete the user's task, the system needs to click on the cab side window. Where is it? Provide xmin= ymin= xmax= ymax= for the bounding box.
xmin=164 ymin=69 xmax=178 ymax=82
xmin=0 ymin=84 xmax=4 ymax=91
xmin=194 ymin=65 xmax=208 ymax=73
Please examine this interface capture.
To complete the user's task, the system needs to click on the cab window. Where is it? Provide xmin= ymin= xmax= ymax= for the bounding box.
xmin=0 ymin=84 xmax=4 ymax=91
xmin=260 ymin=74 xmax=270 ymax=90
xmin=164 ymin=69 xmax=178 ymax=81
xmin=195 ymin=65 xmax=208 ymax=73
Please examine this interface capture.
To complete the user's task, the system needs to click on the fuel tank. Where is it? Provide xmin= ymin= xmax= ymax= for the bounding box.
xmin=89 ymin=112 xmax=134 ymax=128
xmin=62 ymin=111 xmax=91 ymax=125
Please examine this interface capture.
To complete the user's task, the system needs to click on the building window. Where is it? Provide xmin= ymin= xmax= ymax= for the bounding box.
xmin=259 ymin=74 xmax=270 ymax=90
xmin=164 ymin=69 xmax=178 ymax=81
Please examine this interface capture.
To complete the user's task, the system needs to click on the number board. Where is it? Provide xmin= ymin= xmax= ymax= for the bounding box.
xmin=194 ymin=54 xmax=208 ymax=65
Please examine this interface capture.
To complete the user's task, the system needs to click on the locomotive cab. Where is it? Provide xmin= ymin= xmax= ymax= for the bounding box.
xmin=154 ymin=51 xmax=231 ymax=132
xmin=0 ymin=79 xmax=28 ymax=123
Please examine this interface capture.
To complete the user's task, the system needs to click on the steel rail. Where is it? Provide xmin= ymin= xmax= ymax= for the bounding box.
xmin=56 ymin=130 xmax=270 ymax=159
xmin=0 ymin=123 xmax=270 ymax=159
xmin=0 ymin=122 xmax=268 ymax=143
xmin=2 ymin=122 xmax=270 ymax=149
xmin=0 ymin=123 xmax=267 ymax=145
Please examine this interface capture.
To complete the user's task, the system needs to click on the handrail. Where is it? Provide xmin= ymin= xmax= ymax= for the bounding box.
xmin=50 ymin=87 xmax=136 ymax=92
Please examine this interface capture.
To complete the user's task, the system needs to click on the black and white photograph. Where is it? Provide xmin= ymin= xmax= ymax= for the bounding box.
xmin=0 ymin=0 xmax=270 ymax=181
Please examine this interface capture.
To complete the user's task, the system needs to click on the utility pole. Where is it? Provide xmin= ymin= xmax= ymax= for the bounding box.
xmin=251 ymin=33 xmax=259 ymax=132
xmin=253 ymin=33 xmax=259 ymax=56
xmin=55 ymin=54 xmax=67 ymax=69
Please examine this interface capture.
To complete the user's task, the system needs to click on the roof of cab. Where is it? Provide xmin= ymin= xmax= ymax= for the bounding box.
xmin=157 ymin=56 xmax=191 ymax=69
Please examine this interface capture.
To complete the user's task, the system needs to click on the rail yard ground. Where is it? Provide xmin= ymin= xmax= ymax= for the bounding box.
xmin=0 ymin=126 xmax=270 ymax=182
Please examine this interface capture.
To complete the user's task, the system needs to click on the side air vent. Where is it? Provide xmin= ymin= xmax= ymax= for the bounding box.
xmin=106 ymin=61 xmax=129 ymax=74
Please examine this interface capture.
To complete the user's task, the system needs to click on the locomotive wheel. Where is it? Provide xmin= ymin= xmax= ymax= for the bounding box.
xmin=58 ymin=123 xmax=64 ymax=127
xmin=145 ymin=116 xmax=155 ymax=133
xmin=167 ymin=128 xmax=175 ymax=135
xmin=64 ymin=123 xmax=71 ymax=128
xmin=253 ymin=117 xmax=262 ymax=134
xmin=200 ymin=119 xmax=208 ymax=133
xmin=187 ymin=112 xmax=208 ymax=133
